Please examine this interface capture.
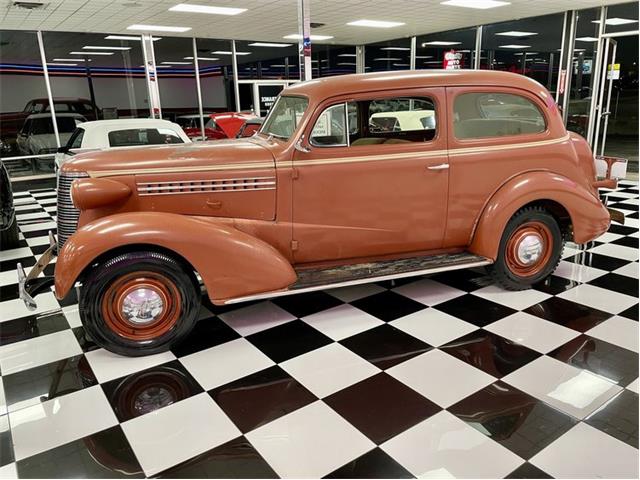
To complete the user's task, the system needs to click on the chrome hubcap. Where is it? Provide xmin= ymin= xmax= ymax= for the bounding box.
xmin=517 ymin=235 xmax=543 ymax=265
xmin=121 ymin=288 xmax=165 ymax=325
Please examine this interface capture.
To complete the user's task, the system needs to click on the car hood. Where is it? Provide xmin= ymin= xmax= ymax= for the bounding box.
xmin=61 ymin=137 xmax=276 ymax=176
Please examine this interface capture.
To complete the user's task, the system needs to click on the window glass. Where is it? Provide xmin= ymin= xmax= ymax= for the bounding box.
xmin=368 ymin=98 xmax=436 ymax=134
xmin=260 ymin=95 xmax=307 ymax=139
xmin=108 ymin=128 xmax=184 ymax=147
xmin=311 ymin=104 xmax=347 ymax=146
xmin=454 ymin=92 xmax=546 ymax=139
xmin=416 ymin=27 xmax=478 ymax=70
xmin=67 ymin=128 xmax=84 ymax=149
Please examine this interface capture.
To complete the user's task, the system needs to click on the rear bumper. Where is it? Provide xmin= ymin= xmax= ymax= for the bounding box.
xmin=17 ymin=231 xmax=56 ymax=310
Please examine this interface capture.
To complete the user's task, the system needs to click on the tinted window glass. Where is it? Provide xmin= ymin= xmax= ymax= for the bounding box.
xmin=453 ymin=92 xmax=546 ymax=139
xmin=31 ymin=117 xmax=78 ymax=134
xmin=67 ymin=128 xmax=84 ymax=149
xmin=108 ymin=128 xmax=184 ymax=147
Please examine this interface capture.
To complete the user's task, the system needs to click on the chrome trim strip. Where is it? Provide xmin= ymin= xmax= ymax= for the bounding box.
xmin=136 ymin=176 xmax=276 ymax=185
xmin=137 ymin=181 xmax=276 ymax=192
xmin=223 ymin=258 xmax=492 ymax=304
xmin=138 ymin=187 xmax=276 ymax=196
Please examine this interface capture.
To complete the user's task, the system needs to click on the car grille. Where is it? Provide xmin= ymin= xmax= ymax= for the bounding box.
xmin=57 ymin=171 xmax=88 ymax=249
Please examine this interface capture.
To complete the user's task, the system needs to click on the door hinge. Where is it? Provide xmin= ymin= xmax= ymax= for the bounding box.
xmin=292 ymin=167 xmax=299 ymax=180
xmin=291 ymin=240 xmax=299 ymax=251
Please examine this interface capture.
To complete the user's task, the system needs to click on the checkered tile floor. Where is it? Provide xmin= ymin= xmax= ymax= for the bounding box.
xmin=0 ymin=183 xmax=638 ymax=479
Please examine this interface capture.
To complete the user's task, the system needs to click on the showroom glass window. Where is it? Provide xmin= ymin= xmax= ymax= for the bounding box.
xmin=416 ymin=27 xmax=478 ymax=70
xmin=313 ymin=45 xmax=357 ymax=77
xmin=193 ymin=38 xmax=233 ymax=119
xmin=365 ymin=39 xmax=411 ymax=72
xmin=0 ymin=30 xmax=49 ymax=177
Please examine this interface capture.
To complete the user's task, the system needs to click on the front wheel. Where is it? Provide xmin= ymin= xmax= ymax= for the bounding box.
xmin=80 ymin=251 xmax=200 ymax=357
xmin=488 ymin=206 xmax=564 ymax=291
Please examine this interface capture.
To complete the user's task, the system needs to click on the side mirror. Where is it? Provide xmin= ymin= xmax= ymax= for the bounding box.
xmin=294 ymin=135 xmax=310 ymax=153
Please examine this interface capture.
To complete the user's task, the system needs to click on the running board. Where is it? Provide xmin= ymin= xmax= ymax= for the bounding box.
xmin=224 ymin=252 xmax=492 ymax=305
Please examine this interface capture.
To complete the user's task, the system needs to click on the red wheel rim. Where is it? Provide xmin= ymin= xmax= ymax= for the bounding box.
xmin=504 ymin=221 xmax=553 ymax=278
xmin=101 ymin=271 xmax=181 ymax=341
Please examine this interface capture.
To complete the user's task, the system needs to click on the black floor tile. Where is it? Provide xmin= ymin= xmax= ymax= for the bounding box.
xmin=246 ymin=320 xmax=333 ymax=363
xmin=548 ymin=335 xmax=638 ymax=387
xmin=325 ymin=372 xmax=440 ymax=444
xmin=428 ymin=269 xmax=490 ymax=292
xmin=156 ymin=436 xmax=278 ymax=478
xmin=339 ymin=323 xmax=432 ymax=370
xmin=0 ymin=311 xmax=69 ymax=346
xmin=101 ymin=360 xmax=203 ymax=423
xmin=533 ymin=275 xmax=580 ymax=295
xmin=435 ymin=294 xmax=516 ymax=328
xmin=440 ymin=330 xmax=541 ymax=378
xmin=325 ymin=447 xmax=414 ymax=479
xmin=20 ymin=228 xmax=56 ymax=239
xmin=524 ymin=296 xmax=612 ymax=332
xmin=0 ymin=256 xmax=35 ymax=272
xmin=588 ymin=272 xmax=639 ymax=298
xmin=449 ymin=381 xmax=577 ymax=460
xmin=171 ymin=317 xmax=240 ymax=357
xmin=505 ymin=462 xmax=553 ymax=479
xmin=351 ymin=291 xmax=426 ymax=322
xmin=209 ymin=365 xmax=316 ymax=433
xmin=619 ymin=304 xmax=639 ymax=321
xmin=611 ymin=235 xmax=640 ymax=248
xmin=0 ymin=283 xmax=19 ymax=302
xmin=15 ymin=426 xmax=144 ymax=478
xmin=585 ymin=389 xmax=638 ymax=449
xmin=606 ymin=224 xmax=638 ymax=236
xmin=0 ymin=416 xmax=13 ymax=468
xmin=273 ymin=291 xmax=343 ymax=318
xmin=72 ymin=326 xmax=100 ymax=353
xmin=565 ymin=252 xmax=629 ymax=271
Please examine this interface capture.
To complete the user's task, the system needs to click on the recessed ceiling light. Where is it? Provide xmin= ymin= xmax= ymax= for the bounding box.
xmin=82 ymin=45 xmax=131 ymax=50
xmin=373 ymin=57 xmax=402 ymax=61
xmin=47 ymin=62 xmax=77 ymax=66
xmin=161 ymin=61 xmax=191 ymax=65
xmin=283 ymin=34 xmax=334 ymax=41
xmin=338 ymin=53 xmax=357 ymax=57
xmin=105 ymin=35 xmax=161 ymax=41
xmin=574 ymin=48 xmax=586 ymax=52
xmin=422 ymin=41 xmax=461 ymax=46
xmin=127 ymin=24 xmax=191 ymax=32
xmin=248 ymin=42 xmax=292 ymax=47
xmin=499 ymin=44 xmax=531 ymax=49
xmin=381 ymin=47 xmax=410 ymax=51
xmin=184 ymin=56 xmax=219 ymax=61
xmin=212 ymin=50 xmax=251 ymax=55
xmin=593 ymin=17 xmax=638 ymax=25
xmin=441 ymin=0 xmax=510 ymax=9
xmin=69 ymin=51 xmax=114 ymax=55
xmin=168 ymin=3 xmax=246 ymax=15
xmin=496 ymin=31 xmax=538 ymax=37
xmin=347 ymin=19 xmax=405 ymax=28
xmin=575 ymin=37 xmax=598 ymax=42
xmin=337 ymin=62 xmax=356 ymax=66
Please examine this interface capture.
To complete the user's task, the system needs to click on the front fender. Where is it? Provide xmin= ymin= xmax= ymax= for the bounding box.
xmin=469 ymin=171 xmax=610 ymax=260
xmin=55 ymin=212 xmax=297 ymax=303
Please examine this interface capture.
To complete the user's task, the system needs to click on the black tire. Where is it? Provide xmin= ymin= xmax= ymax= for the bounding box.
xmin=0 ymin=214 xmax=19 ymax=250
xmin=488 ymin=206 xmax=564 ymax=291
xmin=79 ymin=251 xmax=200 ymax=357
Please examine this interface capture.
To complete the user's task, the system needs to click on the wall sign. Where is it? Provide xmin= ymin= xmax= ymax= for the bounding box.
xmin=443 ymin=50 xmax=463 ymax=70
xmin=607 ymin=63 xmax=620 ymax=80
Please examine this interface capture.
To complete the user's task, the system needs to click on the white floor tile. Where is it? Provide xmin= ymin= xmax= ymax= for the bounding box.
xmin=25 ymin=236 xmax=50 ymax=247
xmin=472 ymin=285 xmax=551 ymax=311
xmin=325 ymin=283 xmax=386 ymax=303
xmin=387 ymin=349 xmax=495 ymax=408
xmin=502 ymin=356 xmax=622 ymax=419
xmin=552 ymin=260 xmax=607 ymax=283
xmin=302 ymin=304 xmax=383 ymax=341
xmin=122 ymin=393 xmax=241 ymax=477
xmin=9 ymin=385 xmax=118 ymax=460
xmin=594 ymin=231 xmax=624 ymax=243
xmin=18 ymin=221 xmax=56 ymax=233
xmin=0 ymin=379 xmax=6 ymax=416
xmin=246 ymin=400 xmax=374 ymax=479
xmin=0 ymin=329 xmax=82 ymax=375
xmin=61 ymin=305 xmax=82 ymax=328
xmin=626 ymin=378 xmax=639 ymax=394
xmin=613 ymin=262 xmax=639 ymax=279
xmin=180 ymin=337 xmax=274 ymax=390
xmin=0 ymin=292 xmax=60 ymax=323
xmin=281 ymin=343 xmax=380 ymax=398
xmin=485 ymin=312 xmax=580 ymax=354
xmin=530 ymin=422 xmax=638 ymax=479
xmin=586 ymin=316 xmax=639 ymax=353
xmin=218 ymin=301 xmax=296 ymax=337
xmin=16 ymin=212 xmax=50 ymax=221
xmin=381 ymin=410 xmax=524 ymax=478
xmin=392 ymin=278 xmax=465 ymax=306
xmin=0 ymin=463 xmax=16 ymax=479
xmin=85 ymin=348 xmax=176 ymax=383
xmin=0 ymin=270 xmax=19 ymax=287
xmin=0 ymin=247 xmax=33 ymax=262
xmin=557 ymin=284 xmax=637 ymax=315
xmin=560 ymin=245 xmax=582 ymax=259
xmin=588 ymin=243 xmax=639 ymax=262
xmin=390 ymin=308 xmax=478 ymax=347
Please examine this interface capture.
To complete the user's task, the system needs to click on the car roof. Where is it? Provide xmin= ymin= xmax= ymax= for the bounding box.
xmin=76 ymin=118 xmax=181 ymax=132
xmin=28 ymin=97 xmax=92 ymax=103
xmin=27 ymin=113 xmax=86 ymax=119
xmin=283 ymin=70 xmax=550 ymax=102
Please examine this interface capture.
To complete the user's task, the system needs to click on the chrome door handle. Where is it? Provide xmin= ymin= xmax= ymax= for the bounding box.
xmin=427 ymin=163 xmax=449 ymax=170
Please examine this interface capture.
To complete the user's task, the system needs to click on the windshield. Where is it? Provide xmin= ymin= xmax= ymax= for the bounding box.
xmin=260 ymin=95 xmax=308 ymax=140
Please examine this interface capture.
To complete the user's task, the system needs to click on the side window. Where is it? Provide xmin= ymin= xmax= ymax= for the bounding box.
xmin=310 ymin=103 xmax=347 ymax=146
xmin=453 ymin=92 xmax=546 ymax=139
xmin=20 ymin=120 xmax=31 ymax=134
xmin=67 ymin=128 xmax=85 ymax=149
xmin=108 ymin=128 xmax=185 ymax=147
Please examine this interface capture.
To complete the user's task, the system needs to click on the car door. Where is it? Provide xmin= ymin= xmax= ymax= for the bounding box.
xmin=291 ymin=88 xmax=449 ymax=264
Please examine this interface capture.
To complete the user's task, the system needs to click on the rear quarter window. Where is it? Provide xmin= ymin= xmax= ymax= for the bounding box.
xmin=108 ymin=128 xmax=184 ymax=147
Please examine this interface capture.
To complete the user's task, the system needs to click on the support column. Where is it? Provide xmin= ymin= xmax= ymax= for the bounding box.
xmin=142 ymin=33 xmax=162 ymax=118
xmin=474 ymin=25 xmax=483 ymax=69
xmin=586 ymin=6 xmax=608 ymax=145
xmin=36 ymin=31 xmax=60 ymax=149
xmin=356 ymin=45 xmax=365 ymax=74
xmin=559 ymin=10 xmax=578 ymax=123
xmin=231 ymin=40 xmax=241 ymax=112
xmin=410 ymin=36 xmax=417 ymax=70
xmin=192 ymin=37 xmax=205 ymax=139
xmin=297 ymin=0 xmax=312 ymax=81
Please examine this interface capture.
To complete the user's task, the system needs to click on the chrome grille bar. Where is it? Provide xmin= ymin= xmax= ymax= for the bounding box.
xmin=56 ymin=171 xmax=88 ymax=249
xmin=136 ymin=177 xmax=277 ymax=196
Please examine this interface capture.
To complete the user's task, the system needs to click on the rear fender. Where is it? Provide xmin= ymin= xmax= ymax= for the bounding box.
xmin=469 ymin=171 xmax=610 ymax=260
xmin=55 ymin=212 xmax=296 ymax=303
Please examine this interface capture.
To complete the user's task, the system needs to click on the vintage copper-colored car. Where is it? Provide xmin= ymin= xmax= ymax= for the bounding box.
xmin=19 ymin=70 xmax=625 ymax=356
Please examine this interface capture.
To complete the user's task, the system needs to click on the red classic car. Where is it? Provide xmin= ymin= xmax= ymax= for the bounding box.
xmin=176 ymin=112 xmax=262 ymax=140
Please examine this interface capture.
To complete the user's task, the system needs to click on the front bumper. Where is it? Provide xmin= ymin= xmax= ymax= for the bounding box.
xmin=17 ymin=231 xmax=57 ymax=310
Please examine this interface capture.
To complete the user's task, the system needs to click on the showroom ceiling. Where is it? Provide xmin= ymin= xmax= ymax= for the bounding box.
xmin=0 ymin=0 xmax=629 ymax=44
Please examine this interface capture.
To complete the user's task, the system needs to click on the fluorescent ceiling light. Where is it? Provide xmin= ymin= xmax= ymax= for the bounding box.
xmin=441 ymin=0 xmax=510 ymax=9
xmin=422 ymin=41 xmax=461 ymax=46
xmin=513 ymin=52 xmax=538 ymax=56
xmin=574 ymin=48 xmax=586 ymax=52
xmin=47 ymin=62 xmax=77 ymax=66
xmin=415 ymin=55 xmax=433 ymax=59
xmin=69 ymin=51 xmax=114 ymax=55
xmin=270 ymin=64 xmax=286 ymax=67
xmin=373 ymin=57 xmax=402 ymax=61
xmin=53 ymin=58 xmax=86 ymax=62
xmin=283 ymin=34 xmax=334 ymax=40
xmin=169 ymin=3 xmax=246 ymax=15
xmin=393 ymin=63 xmax=410 ymax=66
xmin=575 ymin=37 xmax=598 ymax=42
xmin=424 ymin=60 xmax=441 ymax=64
xmin=593 ymin=17 xmax=638 ymax=25
xmin=496 ymin=31 xmax=537 ymax=37
xmin=338 ymin=53 xmax=356 ymax=57
xmin=184 ymin=56 xmax=219 ymax=61
xmin=212 ymin=50 xmax=251 ymax=55
xmin=347 ymin=19 xmax=405 ymax=28
xmin=82 ymin=45 xmax=131 ymax=50
xmin=499 ymin=44 xmax=530 ymax=49
xmin=105 ymin=35 xmax=161 ymax=41
xmin=337 ymin=62 xmax=356 ymax=66
xmin=381 ymin=47 xmax=410 ymax=51
xmin=127 ymin=24 xmax=191 ymax=32
xmin=249 ymin=42 xmax=292 ymax=47
xmin=161 ymin=61 xmax=191 ymax=65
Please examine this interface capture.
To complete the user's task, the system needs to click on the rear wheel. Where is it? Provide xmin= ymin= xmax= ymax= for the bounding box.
xmin=80 ymin=251 xmax=200 ymax=357
xmin=488 ymin=207 xmax=564 ymax=290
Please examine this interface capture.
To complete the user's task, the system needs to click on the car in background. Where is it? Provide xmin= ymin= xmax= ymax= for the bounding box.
xmin=0 ymin=161 xmax=19 ymax=249
xmin=16 ymin=113 xmax=87 ymax=157
xmin=176 ymin=112 xmax=260 ymax=140
xmin=55 ymin=118 xmax=191 ymax=170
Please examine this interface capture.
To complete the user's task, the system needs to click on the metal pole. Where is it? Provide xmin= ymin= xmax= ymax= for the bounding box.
xmin=592 ymin=37 xmax=611 ymax=155
xmin=474 ymin=25 xmax=483 ymax=69
xmin=599 ymin=40 xmax=617 ymax=156
xmin=547 ymin=53 xmax=554 ymax=90
xmin=231 ymin=40 xmax=241 ymax=112
xmin=297 ymin=0 xmax=312 ymax=81
xmin=192 ymin=37 xmax=205 ymax=139
xmin=555 ymin=11 xmax=568 ymax=103
xmin=586 ymin=6 xmax=608 ymax=144
xmin=36 ymin=31 xmax=60 ymax=149
xmin=410 ymin=36 xmax=416 ymax=70
xmin=142 ymin=34 xmax=162 ymax=118
xmin=561 ymin=10 xmax=577 ymax=123
xmin=356 ymin=45 xmax=365 ymax=74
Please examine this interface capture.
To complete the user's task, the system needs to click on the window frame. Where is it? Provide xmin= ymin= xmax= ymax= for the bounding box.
xmin=309 ymin=102 xmax=350 ymax=148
